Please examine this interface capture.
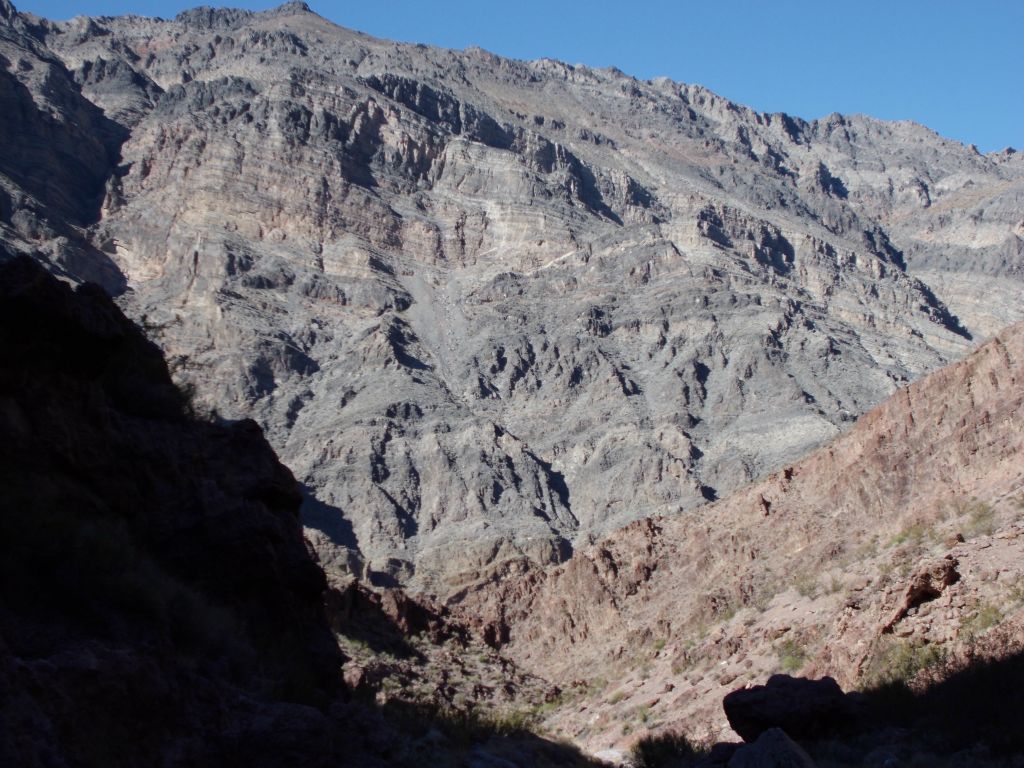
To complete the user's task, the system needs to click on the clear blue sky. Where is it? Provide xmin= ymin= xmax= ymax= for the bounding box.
xmin=17 ymin=0 xmax=1023 ymax=152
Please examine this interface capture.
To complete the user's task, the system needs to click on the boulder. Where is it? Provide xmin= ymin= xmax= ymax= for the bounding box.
xmin=882 ymin=556 xmax=960 ymax=633
xmin=727 ymin=728 xmax=817 ymax=767
xmin=723 ymin=675 xmax=854 ymax=743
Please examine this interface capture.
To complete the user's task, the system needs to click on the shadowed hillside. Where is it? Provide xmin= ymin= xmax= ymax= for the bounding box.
xmin=0 ymin=251 xmax=604 ymax=766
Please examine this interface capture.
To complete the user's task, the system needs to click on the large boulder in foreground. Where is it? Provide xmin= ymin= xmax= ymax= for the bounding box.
xmin=723 ymin=675 xmax=857 ymax=743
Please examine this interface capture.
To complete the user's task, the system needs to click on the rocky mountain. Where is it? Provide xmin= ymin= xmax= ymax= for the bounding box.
xmin=1 ymin=0 xmax=1022 ymax=595
xmin=3 ymin=247 xmax=1019 ymax=768
xmin=455 ymin=320 xmax=1024 ymax=758
xmin=0 ymin=252 xmax=606 ymax=768
xmin=0 ymin=251 xmax=341 ymax=765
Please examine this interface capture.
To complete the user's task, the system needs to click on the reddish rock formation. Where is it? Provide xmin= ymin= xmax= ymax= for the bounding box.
xmin=454 ymin=321 xmax=1024 ymax=751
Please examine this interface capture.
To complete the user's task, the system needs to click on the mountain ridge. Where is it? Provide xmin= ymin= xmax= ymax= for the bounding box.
xmin=1 ymin=0 xmax=1022 ymax=592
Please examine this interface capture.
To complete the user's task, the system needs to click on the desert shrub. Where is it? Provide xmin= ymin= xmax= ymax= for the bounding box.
xmin=962 ymin=602 xmax=1003 ymax=641
xmin=776 ymin=637 xmax=807 ymax=674
xmin=890 ymin=521 xmax=930 ymax=547
xmin=631 ymin=730 xmax=709 ymax=768
xmin=865 ymin=638 xmax=947 ymax=688
xmin=963 ymin=501 xmax=997 ymax=538
xmin=793 ymin=572 xmax=820 ymax=599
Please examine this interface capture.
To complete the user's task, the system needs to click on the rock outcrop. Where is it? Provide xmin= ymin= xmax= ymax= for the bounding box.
xmin=2 ymin=2 xmax=1021 ymax=591
xmin=722 ymin=676 xmax=855 ymax=743
xmin=455 ymin=321 xmax=1024 ymax=751
xmin=0 ymin=252 xmax=340 ymax=765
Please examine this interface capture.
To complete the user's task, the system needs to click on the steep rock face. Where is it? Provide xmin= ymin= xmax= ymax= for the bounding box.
xmin=0 ymin=253 xmax=341 ymax=766
xmin=2 ymin=2 xmax=1021 ymax=590
xmin=455 ymin=321 xmax=1024 ymax=751
xmin=0 ymin=4 xmax=127 ymax=290
xmin=651 ymin=86 xmax=1024 ymax=337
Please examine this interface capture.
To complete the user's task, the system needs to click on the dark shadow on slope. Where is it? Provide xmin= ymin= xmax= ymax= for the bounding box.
xmin=0 ymin=57 xmax=127 ymax=228
xmin=571 ymin=157 xmax=623 ymax=225
xmin=860 ymin=225 xmax=972 ymax=340
xmin=857 ymin=649 xmax=1024 ymax=756
xmin=370 ymin=698 xmax=606 ymax=768
xmin=0 ymin=253 xmax=344 ymax=765
xmin=386 ymin=320 xmax=432 ymax=371
xmin=525 ymin=448 xmax=572 ymax=517
xmin=0 ymin=40 xmax=130 ymax=294
xmin=679 ymin=656 xmax=1024 ymax=767
xmin=914 ymin=278 xmax=973 ymax=341
xmin=326 ymin=580 xmax=427 ymax=660
xmin=300 ymin=484 xmax=360 ymax=551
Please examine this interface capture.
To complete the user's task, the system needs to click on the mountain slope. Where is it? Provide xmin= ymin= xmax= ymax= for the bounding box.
xmin=0 ymin=252 xmax=340 ymax=765
xmin=455 ymin=320 xmax=1024 ymax=753
xmin=1 ymin=1 xmax=1021 ymax=591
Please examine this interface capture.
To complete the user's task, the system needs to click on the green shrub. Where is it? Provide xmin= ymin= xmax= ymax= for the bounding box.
xmin=793 ymin=573 xmax=820 ymax=599
xmin=962 ymin=602 xmax=1003 ymax=640
xmin=866 ymin=638 xmax=947 ymax=687
xmin=777 ymin=637 xmax=807 ymax=674
xmin=631 ymin=730 xmax=709 ymax=768
xmin=890 ymin=521 xmax=929 ymax=547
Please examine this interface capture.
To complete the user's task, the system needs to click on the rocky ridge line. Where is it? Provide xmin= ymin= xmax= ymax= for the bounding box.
xmin=0 ymin=1 xmax=1021 ymax=591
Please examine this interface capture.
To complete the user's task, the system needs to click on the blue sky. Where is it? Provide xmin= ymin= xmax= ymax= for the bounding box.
xmin=18 ymin=0 xmax=1023 ymax=152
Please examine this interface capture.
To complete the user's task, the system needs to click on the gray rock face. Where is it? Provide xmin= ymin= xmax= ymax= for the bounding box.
xmin=2 ymin=2 xmax=1021 ymax=593
xmin=0 ymin=4 xmax=127 ymax=291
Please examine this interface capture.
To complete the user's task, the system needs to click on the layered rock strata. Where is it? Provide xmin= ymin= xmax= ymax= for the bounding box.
xmin=1 ymin=1 xmax=1021 ymax=590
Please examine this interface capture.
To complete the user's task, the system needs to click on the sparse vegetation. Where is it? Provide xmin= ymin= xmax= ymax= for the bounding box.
xmin=826 ymin=573 xmax=844 ymax=594
xmin=890 ymin=521 xmax=930 ymax=547
xmin=776 ymin=637 xmax=808 ymax=674
xmin=630 ymin=730 xmax=710 ymax=768
xmin=855 ymin=536 xmax=880 ymax=560
xmin=794 ymin=572 xmax=821 ymax=599
xmin=1008 ymin=578 xmax=1024 ymax=607
xmin=963 ymin=500 xmax=997 ymax=538
xmin=866 ymin=638 xmax=947 ymax=687
xmin=962 ymin=602 xmax=1003 ymax=641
